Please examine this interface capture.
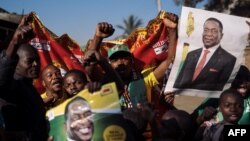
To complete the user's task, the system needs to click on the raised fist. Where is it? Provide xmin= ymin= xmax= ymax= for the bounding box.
xmin=95 ymin=22 xmax=115 ymax=38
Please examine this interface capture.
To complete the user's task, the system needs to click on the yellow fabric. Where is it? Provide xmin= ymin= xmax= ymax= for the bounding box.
xmin=41 ymin=92 xmax=68 ymax=110
xmin=142 ymin=67 xmax=159 ymax=103
xmin=41 ymin=92 xmax=47 ymax=99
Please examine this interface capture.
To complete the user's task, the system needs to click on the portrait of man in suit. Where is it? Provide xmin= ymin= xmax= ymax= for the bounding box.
xmin=174 ymin=17 xmax=236 ymax=91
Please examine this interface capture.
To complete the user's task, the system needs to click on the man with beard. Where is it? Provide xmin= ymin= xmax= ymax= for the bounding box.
xmin=65 ymin=97 xmax=94 ymax=141
xmin=0 ymin=13 xmax=48 ymax=140
xmin=41 ymin=64 xmax=67 ymax=110
xmin=85 ymin=18 xmax=177 ymax=109
xmin=107 ymin=32 xmax=176 ymax=141
xmin=85 ymin=14 xmax=177 ymax=141
xmin=107 ymin=36 xmax=177 ymax=109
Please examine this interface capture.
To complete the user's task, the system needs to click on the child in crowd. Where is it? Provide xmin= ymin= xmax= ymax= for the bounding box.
xmin=63 ymin=69 xmax=88 ymax=97
xmin=63 ymin=69 xmax=105 ymax=98
xmin=191 ymin=65 xmax=250 ymax=128
xmin=195 ymin=89 xmax=244 ymax=141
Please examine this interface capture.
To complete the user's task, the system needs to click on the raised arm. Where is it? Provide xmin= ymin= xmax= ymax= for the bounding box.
xmin=83 ymin=49 xmax=124 ymax=91
xmin=6 ymin=12 xmax=35 ymax=59
xmin=88 ymin=22 xmax=115 ymax=51
xmin=0 ymin=12 xmax=35 ymax=85
xmin=153 ymin=13 xmax=178 ymax=82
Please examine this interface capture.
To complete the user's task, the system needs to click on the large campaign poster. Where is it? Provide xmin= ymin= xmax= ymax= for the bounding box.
xmin=47 ymin=83 xmax=135 ymax=141
xmin=165 ymin=6 xmax=249 ymax=97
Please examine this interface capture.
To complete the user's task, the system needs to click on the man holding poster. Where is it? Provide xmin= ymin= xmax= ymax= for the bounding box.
xmin=174 ymin=17 xmax=236 ymax=91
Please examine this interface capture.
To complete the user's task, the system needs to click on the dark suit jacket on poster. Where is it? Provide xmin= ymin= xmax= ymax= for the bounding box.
xmin=174 ymin=46 xmax=236 ymax=91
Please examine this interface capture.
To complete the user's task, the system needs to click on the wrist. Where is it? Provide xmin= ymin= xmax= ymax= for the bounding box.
xmin=89 ymin=35 xmax=103 ymax=50
xmin=9 ymin=38 xmax=20 ymax=46
xmin=93 ymin=34 xmax=104 ymax=41
xmin=6 ymin=40 xmax=20 ymax=58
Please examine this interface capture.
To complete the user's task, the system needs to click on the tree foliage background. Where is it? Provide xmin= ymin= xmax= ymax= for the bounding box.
xmin=116 ymin=15 xmax=143 ymax=38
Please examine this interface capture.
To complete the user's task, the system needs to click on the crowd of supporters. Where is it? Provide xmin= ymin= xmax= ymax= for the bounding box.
xmin=0 ymin=12 xmax=250 ymax=141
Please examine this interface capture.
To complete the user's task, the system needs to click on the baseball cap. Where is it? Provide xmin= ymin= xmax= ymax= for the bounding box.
xmin=108 ymin=44 xmax=131 ymax=59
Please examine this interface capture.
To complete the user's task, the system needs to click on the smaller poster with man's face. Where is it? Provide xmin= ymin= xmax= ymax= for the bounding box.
xmin=165 ymin=6 xmax=249 ymax=97
xmin=47 ymin=82 xmax=136 ymax=141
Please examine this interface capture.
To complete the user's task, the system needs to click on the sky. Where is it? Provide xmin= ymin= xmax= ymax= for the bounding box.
xmin=0 ymin=0 xmax=206 ymax=46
